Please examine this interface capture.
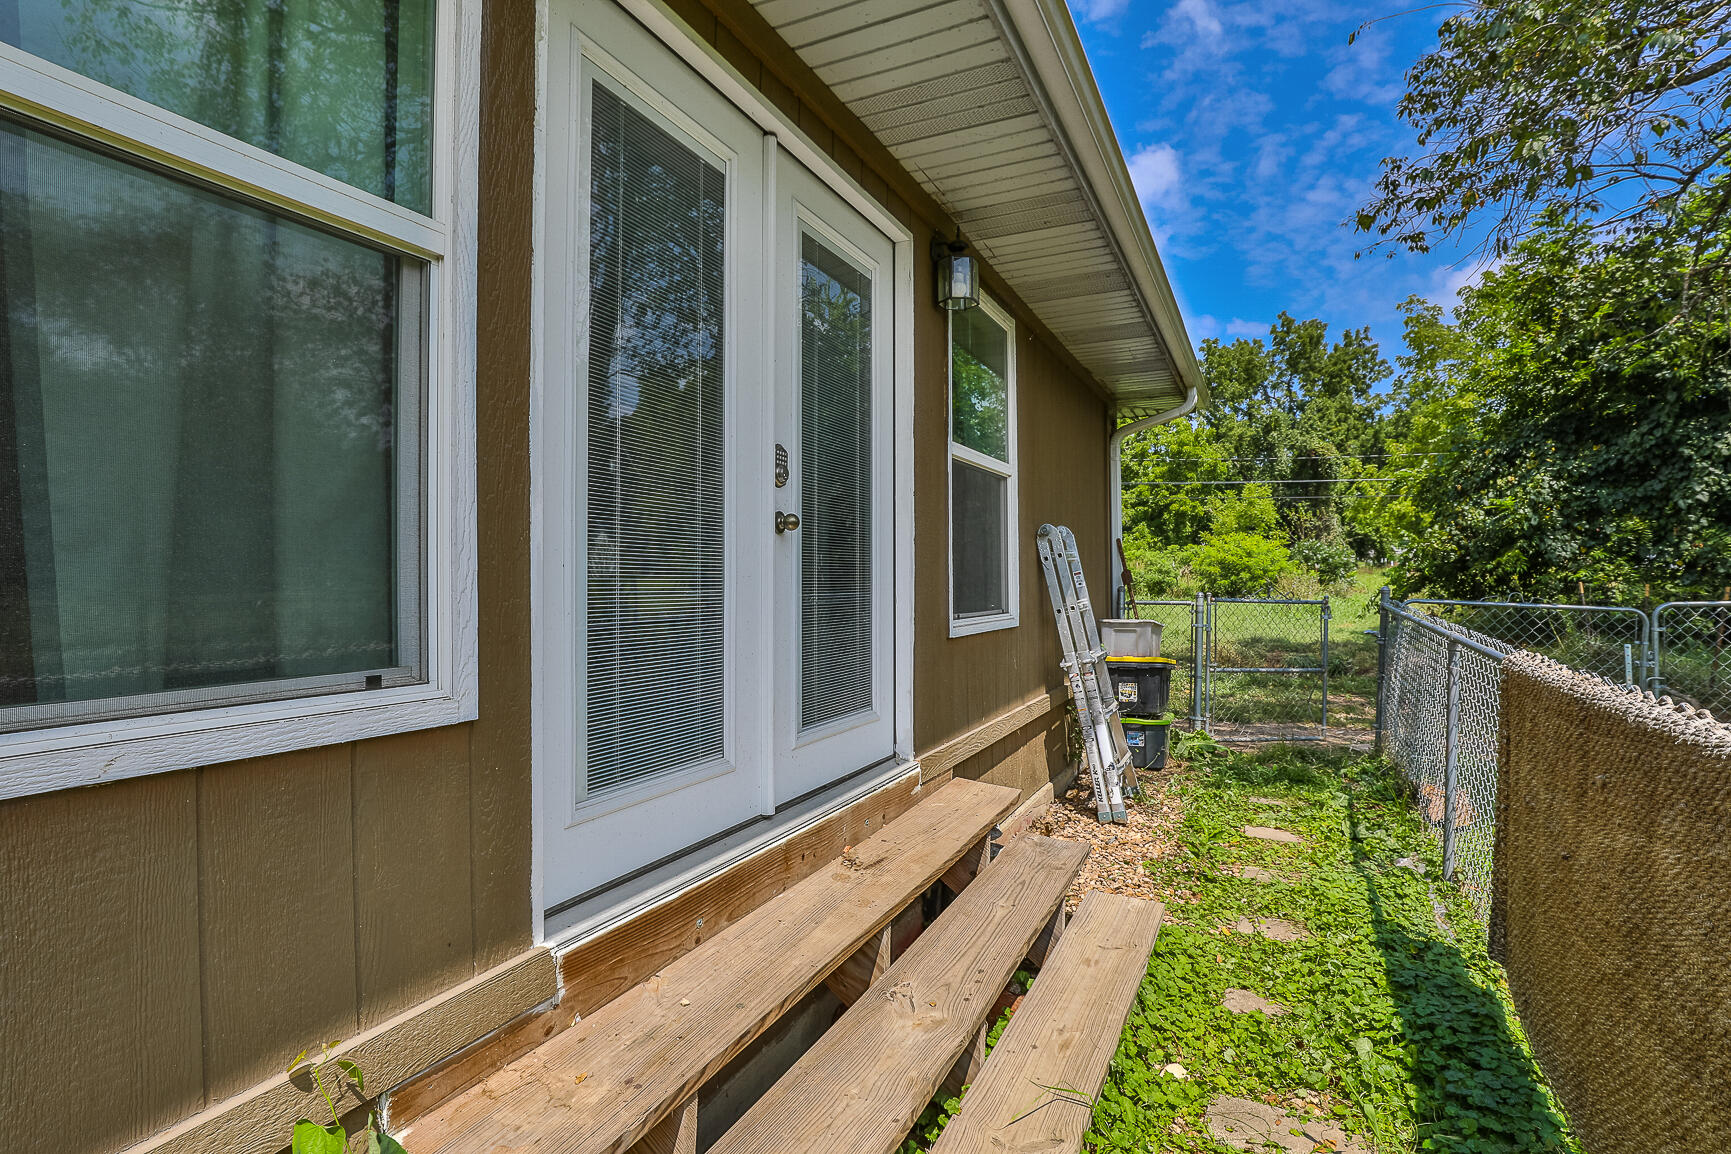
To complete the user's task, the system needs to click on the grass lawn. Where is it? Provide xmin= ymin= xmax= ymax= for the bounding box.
xmin=1083 ymin=739 xmax=1576 ymax=1153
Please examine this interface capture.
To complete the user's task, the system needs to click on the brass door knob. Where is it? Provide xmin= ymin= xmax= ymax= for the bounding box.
xmin=776 ymin=511 xmax=800 ymax=533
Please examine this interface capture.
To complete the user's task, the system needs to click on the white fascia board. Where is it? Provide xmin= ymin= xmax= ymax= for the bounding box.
xmin=989 ymin=0 xmax=1207 ymax=414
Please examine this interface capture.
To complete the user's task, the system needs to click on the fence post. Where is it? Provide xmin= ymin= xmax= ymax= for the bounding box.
xmin=1443 ymin=637 xmax=1462 ymax=881
xmin=1320 ymin=597 xmax=1330 ymax=732
xmin=1191 ymin=591 xmax=1206 ymax=729
xmin=1374 ymin=586 xmax=1392 ymax=754
xmin=1648 ymin=605 xmax=1663 ymax=695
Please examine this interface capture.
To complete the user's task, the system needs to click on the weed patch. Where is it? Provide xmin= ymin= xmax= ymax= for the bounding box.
xmin=1087 ymin=746 xmax=1577 ymax=1153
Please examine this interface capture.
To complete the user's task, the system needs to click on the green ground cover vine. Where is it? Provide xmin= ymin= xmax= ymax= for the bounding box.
xmin=1086 ymin=745 xmax=1577 ymax=1153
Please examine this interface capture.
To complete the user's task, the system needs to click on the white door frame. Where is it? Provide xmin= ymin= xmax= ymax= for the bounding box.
xmin=529 ymin=0 xmax=916 ymax=941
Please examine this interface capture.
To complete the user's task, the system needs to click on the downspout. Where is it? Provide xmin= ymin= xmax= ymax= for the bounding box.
xmin=1108 ymin=383 xmax=1200 ymax=614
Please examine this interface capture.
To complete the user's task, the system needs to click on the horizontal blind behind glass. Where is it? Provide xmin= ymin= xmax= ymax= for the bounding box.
xmin=584 ymin=80 xmax=726 ymax=797
xmin=799 ymin=232 xmax=873 ymax=731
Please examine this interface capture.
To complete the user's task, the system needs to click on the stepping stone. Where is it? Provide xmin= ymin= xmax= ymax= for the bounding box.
xmin=1239 ymin=866 xmax=1278 ymax=883
xmin=1204 ymin=1095 xmax=1374 ymax=1153
xmin=1248 ymin=796 xmax=1291 ymax=807
xmin=1233 ymin=917 xmax=1309 ymax=942
xmin=1244 ymin=825 xmax=1304 ymax=844
xmin=1222 ymin=988 xmax=1285 ymax=1015
xmin=1161 ymin=1062 xmax=1189 ymax=1079
xmin=1394 ymin=856 xmax=1427 ymax=875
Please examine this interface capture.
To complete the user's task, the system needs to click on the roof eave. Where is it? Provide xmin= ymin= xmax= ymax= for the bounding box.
xmin=988 ymin=0 xmax=1209 ymax=418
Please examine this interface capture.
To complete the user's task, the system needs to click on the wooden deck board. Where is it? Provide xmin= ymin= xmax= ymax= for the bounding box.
xmin=928 ymin=891 xmax=1164 ymax=1154
xmin=708 ymin=835 xmax=1091 ymax=1154
xmin=405 ymin=778 xmax=1019 ymax=1154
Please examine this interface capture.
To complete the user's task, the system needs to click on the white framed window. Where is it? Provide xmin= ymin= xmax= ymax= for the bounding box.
xmin=0 ymin=0 xmax=479 ymax=799
xmin=947 ymin=293 xmax=1018 ymax=636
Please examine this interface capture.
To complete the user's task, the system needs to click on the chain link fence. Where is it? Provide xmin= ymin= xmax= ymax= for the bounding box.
xmin=1205 ymin=597 xmax=1328 ymax=742
xmin=1378 ymin=600 xmax=1512 ymax=919
xmin=1134 ymin=598 xmax=1203 ymax=728
xmin=1652 ymin=602 xmax=1731 ymax=719
xmin=1405 ymin=599 xmax=1649 ymax=687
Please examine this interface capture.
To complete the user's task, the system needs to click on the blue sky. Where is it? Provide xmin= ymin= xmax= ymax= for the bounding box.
xmin=1070 ymin=0 xmax=1482 ymax=365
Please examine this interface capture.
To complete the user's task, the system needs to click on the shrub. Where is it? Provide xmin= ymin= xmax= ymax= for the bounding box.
xmin=1290 ymin=537 xmax=1357 ymax=587
xmin=1208 ymin=486 xmax=1282 ymax=538
xmin=1120 ymin=526 xmax=1189 ymax=597
xmin=1191 ymin=532 xmax=1290 ymax=596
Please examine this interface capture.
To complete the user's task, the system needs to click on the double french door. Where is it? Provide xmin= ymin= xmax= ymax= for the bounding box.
xmin=541 ymin=0 xmax=897 ymax=911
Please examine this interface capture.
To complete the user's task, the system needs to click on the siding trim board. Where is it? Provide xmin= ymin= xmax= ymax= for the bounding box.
xmin=120 ymin=949 xmax=555 ymax=1154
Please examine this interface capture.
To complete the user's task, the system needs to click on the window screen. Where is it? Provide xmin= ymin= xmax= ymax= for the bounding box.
xmin=0 ymin=0 xmax=436 ymax=211
xmin=948 ymin=302 xmax=1014 ymax=626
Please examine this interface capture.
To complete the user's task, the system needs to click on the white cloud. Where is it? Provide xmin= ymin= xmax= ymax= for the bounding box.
xmin=1127 ymin=142 xmax=1183 ymax=206
xmin=1225 ymin=318 xmax=1269 ymax=338
xmin=1172 ymin=0 xmax=1224 ymax=41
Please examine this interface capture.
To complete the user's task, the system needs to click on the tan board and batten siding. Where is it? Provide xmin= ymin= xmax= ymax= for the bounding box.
xmin=0 ymin=0 xmax=1190 ymax=1150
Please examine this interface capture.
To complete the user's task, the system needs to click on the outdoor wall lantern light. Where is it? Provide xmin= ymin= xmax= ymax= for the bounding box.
xmin=933 ymin=233 xmax=979 ymax=311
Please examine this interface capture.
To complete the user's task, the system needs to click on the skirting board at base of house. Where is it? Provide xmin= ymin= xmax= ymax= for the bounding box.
xmin=117 ymin=948 xmax=556 ymax=1154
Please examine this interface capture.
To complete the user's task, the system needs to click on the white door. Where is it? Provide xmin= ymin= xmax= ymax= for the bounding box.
xmin=770 ymin=154 xmax=897 ymax=803
xmin=542 ymin=0 xmax=773 ymax=908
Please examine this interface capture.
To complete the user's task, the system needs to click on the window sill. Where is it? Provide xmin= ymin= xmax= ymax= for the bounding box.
xmin=949 ymin=612 xmax=1020 ymax=638
xmin=0 ymin=681 xmax=477 ymax=801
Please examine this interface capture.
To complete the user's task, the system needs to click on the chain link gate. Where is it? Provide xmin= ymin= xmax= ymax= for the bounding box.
xmin=1203 ymin=596 xmax=1330 ymax=742
xmin=1651 ymin=602 xmax=1731 ymax=717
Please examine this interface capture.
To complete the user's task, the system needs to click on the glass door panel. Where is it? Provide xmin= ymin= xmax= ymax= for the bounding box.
xmin=772 ymin=153 xmax=894 ymax=804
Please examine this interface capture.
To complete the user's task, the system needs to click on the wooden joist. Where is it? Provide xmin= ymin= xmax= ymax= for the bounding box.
xmin=708 ymin=834 xmax=1091 ymax=1154
xmin=928 ymin=891 xmax=1164 ymax=1154
xmin=402 ymin=778 xmax=1019 ymax=1154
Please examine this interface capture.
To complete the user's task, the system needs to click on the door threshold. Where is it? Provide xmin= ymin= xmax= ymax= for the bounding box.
xmin=542 ymin=757 xmax=919 ymax=947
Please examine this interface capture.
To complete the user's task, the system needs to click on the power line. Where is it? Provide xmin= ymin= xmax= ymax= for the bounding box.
xmin=1124 ymin=477 xmax=1400 ymax=487
xmin=1140 ymin=451 xmax=1454 ymax=463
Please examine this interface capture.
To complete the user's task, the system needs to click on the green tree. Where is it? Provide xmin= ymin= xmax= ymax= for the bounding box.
xmin=1394 ymin=220 xmax=1731 ymax=600
xmin=1358 ymin=0 xmax=1731 ymax=291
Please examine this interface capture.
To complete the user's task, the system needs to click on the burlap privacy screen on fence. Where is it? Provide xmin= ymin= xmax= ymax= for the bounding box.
xmin=1493 ymin=652 xmax=1731 ymax=1150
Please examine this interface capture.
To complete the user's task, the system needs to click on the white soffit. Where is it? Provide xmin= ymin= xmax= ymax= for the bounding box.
xmin=751 ymin=0 xmax=1206 ymax=419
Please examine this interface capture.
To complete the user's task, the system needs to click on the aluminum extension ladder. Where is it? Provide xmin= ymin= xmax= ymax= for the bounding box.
xmin=1036 ymin=523 xmax=1134 ymax=823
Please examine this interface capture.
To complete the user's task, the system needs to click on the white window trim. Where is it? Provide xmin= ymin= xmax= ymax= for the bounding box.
xmin=948 ymin=293 xmax=1020 ymax=638
xmin=0 ymin=0 xmax=481 ymax=801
